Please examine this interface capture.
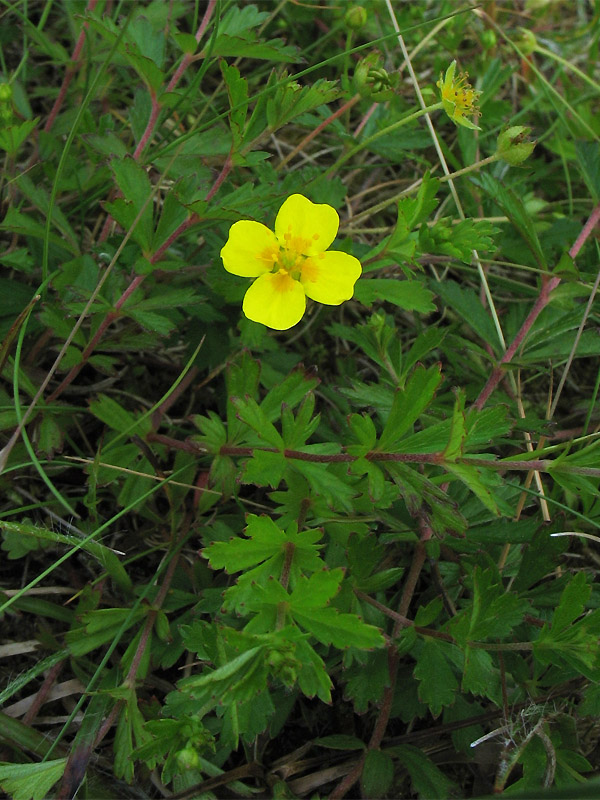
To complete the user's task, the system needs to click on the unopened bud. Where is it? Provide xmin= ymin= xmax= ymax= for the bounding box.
xmin=0 ymin=83 xmax=12 ymax=102
xmin=354 ymin=53 xmax=397 ymax=102
xmin=516 ymin=27 xmax=537 ymax=56
xmin=496 ymin=126 xmax=536 ymax=165
xmin=345 ymin=5 xmax=367 ymax=31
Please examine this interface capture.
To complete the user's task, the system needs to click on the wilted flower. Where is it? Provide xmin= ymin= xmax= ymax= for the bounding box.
xmin=221 ymin=194 xmax=362 ymax=330
xmin=437 ymin=61 xmax=481 ymax=130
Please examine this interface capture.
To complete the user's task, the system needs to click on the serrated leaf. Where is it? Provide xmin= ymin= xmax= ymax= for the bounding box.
xmin=446 ymin=462 xmax=500 ymax=514
xmin=379 ymin=364 xmax=443 ymax=450
xmin=361 ymin=749 xmax=394 ymax=799
xmin=461 ymin=646 xmax=496 ymax=697
xmin=205 ymin=514 xmax=285 ymax=572
xmin=391 ymin=744 xmax=456 ymax=799
xmin=433 ymin=279 xmax=499 ymax=348
xmin=354 ymin=279 xmax=435 ymax=312
xmin=420 ymin=218 xmax=497 ymax=264
xmin=451 ymin=567 xmax=528 ymax=644
xmin=221 ymin=61 xmax=248 ymax=150
xmin=106 ymin=156 xmax=154 ymax=251
xmin=290 ymin=568 xmax=344 ymax=608
xmin=266 ymin=76 xmax=339 ymax=131
xmin=552 ymin=572 xmax=590 ymax=633
xmin=414 ymin=639 xmax=458 ymax=717
xmin=231 ymin=396 xmax=284 ymax=448
xmin=243 ymin=449 xmax=288 ymax=488
xmin=260 ymin=370 xmax=319 ymax=422
xmin=294 ymin=606 xmax=383 ymax=649
xmin=0 ymin=759 xmax=67 ymax=800
xmin=399 ymin=172 xmax=440 ymax=228
xmin=477 ymin=172 xmax=547 ymax=270
xmin=213 ymin=34 xmax=298 ymax=62
xmin=292 ymin=459 xmax=356 ymax=512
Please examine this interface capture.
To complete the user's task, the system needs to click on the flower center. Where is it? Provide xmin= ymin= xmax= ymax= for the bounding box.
xmin=260 ymin=227 xmax=323 ymax=282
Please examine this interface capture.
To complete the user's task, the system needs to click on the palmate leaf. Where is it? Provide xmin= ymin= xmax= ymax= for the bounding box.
xmin=450 ymin=566 xmax=528 ymax=645
xmin=391 ymin=744 xmax=457 ymax=800
xmin=419 ymin=218 xmax=497 ymax=264
xmin=204 ymin=514 xmax=324 ymax=575
xmin=0 ymin=760 xmax=67 ymax=800
xmin=413 ymin=639 xmax=458 ymax=717
xmin=378 ymin=363 xmax=443 ymax=451
xmin=265 ymin=74 xmax=340 ymax=131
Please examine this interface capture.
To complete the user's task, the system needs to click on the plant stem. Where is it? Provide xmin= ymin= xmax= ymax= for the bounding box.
xmin=474 ymin=200 xmax=600 ymax=411
xmin=44 ymin=0 xmax=98 ymax=134
xmin=324 ymin=102 xmax=443 ymax=178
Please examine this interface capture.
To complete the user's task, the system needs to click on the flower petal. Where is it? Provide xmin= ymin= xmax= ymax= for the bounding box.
xmin=275 ymin=194 xmax=339 ymax=255
xmin=242 ymin=271 xmax=306 ymax=330
xmin=221 ymin=220 xmax=279 ymax=277
xmin=301 ymin=251 xmax=362 ymax=305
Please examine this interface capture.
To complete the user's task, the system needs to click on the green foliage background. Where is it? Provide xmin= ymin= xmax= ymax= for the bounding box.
xmin=1 ymin=1 xmax=600 ymax=798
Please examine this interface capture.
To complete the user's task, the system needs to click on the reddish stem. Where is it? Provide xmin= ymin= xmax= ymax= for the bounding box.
xmin=474 ymin=201 xmax=600 ymax=411
xmin=44 ymin=0 xmax=98 ymax=133
xmin=98 ymin=0 xmax=217 ymax=243
xmin=93 ymin=551 xmax=180 ymax=749
xmin=331 ymin=522 xmax=432 ymax=800
xmin=46 ymin=274 xmax=145 ymax=402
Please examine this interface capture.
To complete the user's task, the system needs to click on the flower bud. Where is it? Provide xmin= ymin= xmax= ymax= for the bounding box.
xmin=496 ymin=126 xmax=536 ymax=165
xmin=516 ymin=27 xmax=537 ymax=56
xmin=176 ymin=746 xmax=199 ymax=770
xmin=345 ymin=5 xmax=367 ymax=31
xmin=354 ymin=53 xmax=397 ymax=102
xmin=0 ymin=83 xmax=12 ymax=102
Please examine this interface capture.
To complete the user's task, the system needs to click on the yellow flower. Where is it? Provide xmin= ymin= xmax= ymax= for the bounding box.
xmin=437 ymin=60 xmax=481 ymax=130
xmin=221 ymin=194 xmax=362 ymax=330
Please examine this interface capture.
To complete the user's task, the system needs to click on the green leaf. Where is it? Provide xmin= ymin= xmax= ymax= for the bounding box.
xmin=266 ymin=74 xmax=339 ymax=131
xmin=205 ymin=514 xmax=285 ymax=572
xmin=445 ymin=462 xmax=499 ymax=514
xmin=361 ymin=749 xmax=394 ymax=799
xmin=551 ymin=572 xmax=590 ymax=633
xmin=221 ymin=61 xmax=248 ymax=151
xmin=212 ymin=34 xmax=298 ymax=62
xmin=413 ymin=639 xmax=458 ymax=717
xmin=419 ymin=218 xmax=497 ymax=264
xmin=575 ymin=140 xmax=600 ymax=201
xmin=477 ymin=173 xmax=547 ymax=270
xmin=295 ymin=606 xmax=383 ymax=649
xmin=89 ymin=393 xmax=150 ymax=437
xmin=0 ymin=759 xmax=67 ymax=800
xmin=1 ymin=521 xmax=132 ymax=592
xmin=433 ymin=279 xmax=499 ymax=348
xmin=260 ymin=369 xmax=319 ymax=422
xmin=379 ymin=364 xmax=443 ymax=450
xmin=0 ymin=207 xmax=77 ymax=255
xmin=450 ymin=567 xmax=528 ymax=644
xmin=290 ymin=568 xmax=344 ymax=609
xmin=461 ymin=646 xmax=496 ymax=697
xmin=314 ymin=735 xmax=366 ymax=750
xmin=354 ymin=279 xmax=435 ymax=313
xmin=0 ymin=119 xmax=38 ymax=158
xmin=399 ymin=172 xmax=440 ymax=229
xmin=105 ymin=155 xmax=154 ymax=252
xmin=391 ymin=744 xmax=456 ymax=799
xmin=243 ymin=449 xmax=288 ymax=488
xmin=231 ymin=396 xmax=284 ymax=448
